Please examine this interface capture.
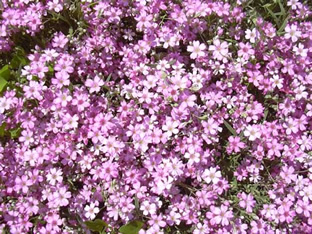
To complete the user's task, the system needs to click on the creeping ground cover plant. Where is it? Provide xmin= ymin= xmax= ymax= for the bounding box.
xmin=0 ymin=0 xmax=312 ymax=233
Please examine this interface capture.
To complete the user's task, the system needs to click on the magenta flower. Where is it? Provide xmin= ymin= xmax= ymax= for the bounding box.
xmin=15 ymin=175 xmax=32 ymax=194
xmin=227 ymin=136 xmax=245 ymax=153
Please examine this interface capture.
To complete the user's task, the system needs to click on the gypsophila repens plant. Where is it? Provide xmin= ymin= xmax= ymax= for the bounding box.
xmin=0 ymin=0 xmax=312 ymax=233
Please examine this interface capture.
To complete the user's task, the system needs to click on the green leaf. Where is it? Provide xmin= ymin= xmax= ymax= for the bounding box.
xmin=277 ymin=0 xmax=285 ymax=16
xmin=224 ymin=120 xmax=237 ymax=136
xmin=0 ymin=122 xmax=7 ymax=137
xmin=134 ymin=196 xmax=139 ymax=211
xmin=10 ymin=48 xmax=28 ymax=69
xmin=106 ymin=73 xmax=112 ymax=82
xmin=69 ymin=27 xmax=74 ymax=36
xmin=119 ymin=220 xmax=144 ymax=234
xmin=277 ymin=15 xmax=290 ymax=35
xmin=0 ymin=65 xmax=10 ymax=93
xmin=168 ymin=59 xmax=176 ymax=65
xmin=85 ymin=219 xmax=108 ymax=232
xmin=263 ymin=109 xmax=269 ymax=121
xmin=0 ymin=65 xmax=10 ymax=80
xmin=10 ymin=127 xmax=22 ymax=139
xmin=0 ymin=76 xmax=7 ymax=93
xmin=48 ymin=65 xmax=54 ymax=73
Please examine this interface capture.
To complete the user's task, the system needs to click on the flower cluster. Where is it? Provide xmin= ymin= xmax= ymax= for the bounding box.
xmin=0 ymin=0 xmax=312 ymax=233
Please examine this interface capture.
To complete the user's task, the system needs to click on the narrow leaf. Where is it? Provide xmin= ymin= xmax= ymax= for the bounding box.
xmin=263 ymin=109 xmax=269 ymax=121
xmin=224 ymin=120 xmax=237 ymax=136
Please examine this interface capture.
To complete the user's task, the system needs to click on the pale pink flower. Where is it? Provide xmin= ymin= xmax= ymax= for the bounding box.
xmin=46 ymin=168 xmax=63 ymax=186
xmin=285 ymin=24 xmax=301 ymax=42
xmin=245 ymin=28 xmax=259 ymax=43
xmin=187 ymin=40 xmax=206 ymax=59
xmin=210 ymin=205 xmax=233 ymax=226
xmin=85 ymin=76 xmax=104 ymax=93
xmin=162 ymin=119 xmax=179 ymax=137
xmin=203 ymin=167 xmax=222 ymax=184
xmin=209 ymin=39 xmax=229 ymax=61
xmin=244 ymin=125 xmax=261 ymax=141
xmin=293 ymin=43 xmax=308 ymax=57
xmin=84 ymin=203 xmax=100 ymax=220
xmin=140 ymin=201 xmax=157 ymax=216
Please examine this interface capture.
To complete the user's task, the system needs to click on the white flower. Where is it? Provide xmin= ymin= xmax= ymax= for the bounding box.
xmin=0 ymin=97 xmax=11 ymax=114
xmin=185 ymin=151 xmax=200 ymax=164
xmin=244 ymin=125 xmax=261 ymax=141
xmin=245 ymin=28 xmax=258 ymax=43
xmin=287 ymin=0 xmax=299 ymax=10
xmin=270 ymin=74 xmax=283 ymax=89
xmin=84 ymin=203 xmax=100 ymax=220
xmin=162 ymin=120 xmax=179 ymax=137
xmin=46 ymin=168 xmax=63 ymax=186
xmin=187 ymin=41 xmax=206 ymax=59
xmin=203 ymin=167 xmax=221 ymax=184
xmin=293 ymin=43 xmax=308 ymax=57
xmin=285 ymin=24 xmax=301 ymax=42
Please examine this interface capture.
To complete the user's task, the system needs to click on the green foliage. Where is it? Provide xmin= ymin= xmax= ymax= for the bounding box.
xmin=223 ymin=120 xmax=237 ymax=136
xmin=0 ymin=122 xmax=7 ymax=137
xmin=0 ymin=65 xmax=9 ymax=93
xmin=119 ymin=220 xmax=144 ymax=234
xmin=85 ymin=219 xmax=108 ymax=233
xmin=10 ymin=126 xmax=22 ymax=139
xmin=10 ymin=47 xmax=28 ymax=69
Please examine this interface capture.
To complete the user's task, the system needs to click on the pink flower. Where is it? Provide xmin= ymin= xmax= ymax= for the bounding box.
xmin=52 ymin=71 xmax=70 ymax=88
xmin=148 ymin=214 xmax=166 ymax=229
xmin=227 ymin=136 xmax=245 ymax=153
xmin=85 ymin=76 xmax=104 ymax=93
xmin=0 ymin=96 xmax=11 ymax=113
xmin=47 ymin=0 xmax=63 ymax=12
xmin=54 ymin=91 xmax=72 ymax=107
xmin=15 ymin=175 xmax=32 ymax=194
xmin=296 ymin=200 xmax=312 ymax=217
xmin=53 ymin=187 xmax=71 ymax=207
xmin=245 ymin=28 xmax=259 ymax=43
xmin=52 ymin=32 xmax=69 ymax=48
xmin=140 ymin=201 xmax=157 ymax=216
xmin=209 ymin=205 xmax=233 ymax=226
xmin=293 ymin=43 xmax=308 ymax=57
xmin=279 ymin=166 xmax=296 ymax=184
xmin=244 ymin=125 xmax=261 ymax=141
xmin=63 ymin=113 xmax=79 ymax=130
xmin=202 ymin=167 xmax=222 ymax=184
xmin=238 ymin=192 xmax=255 ymax=213
xmin=185 ymin=151 xmax=201 ymax=164
xmin=162 ymin=118 xmax=179 ymax=137
xmin=270 ymin=74 xmax=283 ymax=89
xmin=84 ymin=203 xmax=100 ymax=220
xmin=283 ymin=117 xmax=299 ymax=135
xmin=285 ymin=24 xmax=301 ymax=42
xmin=209 ymin=39 xmax=229 ymax=61
xmin=278 ymin=205 xmax=296 ymax=223
xmin=287 ymin=0 xmax=300 ymax=10
xmin=46 ymin=168 xmax=63 ymax=186
xmin=238 ymin=42 xmax=254 ymax=60
xmin=187 ymin=41 xmax=206 ymax=59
